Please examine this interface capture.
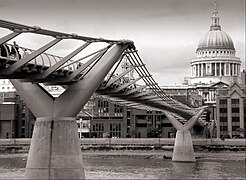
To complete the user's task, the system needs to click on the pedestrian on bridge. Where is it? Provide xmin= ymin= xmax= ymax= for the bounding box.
xmin=10 ymin=41 xmax=21 ymax=59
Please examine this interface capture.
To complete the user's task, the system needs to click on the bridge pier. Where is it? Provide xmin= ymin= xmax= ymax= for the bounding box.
xmin=172 ymin=130 xmax=195 ymax=162
xmin=164 ymin=108 xmax=205 ymax=162
xmin=25 ymin=118 xmax=84 ymax=179
xmin=10 ymin=44 xmax=128 ymax=180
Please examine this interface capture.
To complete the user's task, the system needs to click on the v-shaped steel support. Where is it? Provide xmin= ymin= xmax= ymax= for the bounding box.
xmin=163 ymin=108 xmax=205 ymax=162
xmin=10 ymin=44 xmax=128 ymax=180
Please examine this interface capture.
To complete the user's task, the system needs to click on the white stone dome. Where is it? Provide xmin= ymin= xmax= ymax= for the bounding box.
xmin=197 ymin=30 xmax=235 ymax=51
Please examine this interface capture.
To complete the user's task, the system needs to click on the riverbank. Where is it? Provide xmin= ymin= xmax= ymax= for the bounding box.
xmin=0 ymin=138 xmax=245 ymax=153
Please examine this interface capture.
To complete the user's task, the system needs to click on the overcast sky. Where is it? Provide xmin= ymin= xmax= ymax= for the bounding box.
xmin=0 ymin=0 xmax=245 ymax=85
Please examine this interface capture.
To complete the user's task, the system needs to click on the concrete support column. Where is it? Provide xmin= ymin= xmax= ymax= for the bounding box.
xmin=25 ymin=117 xmax=84 ymax=179
xmin=172 ymin=130 xmax=195 ymax=162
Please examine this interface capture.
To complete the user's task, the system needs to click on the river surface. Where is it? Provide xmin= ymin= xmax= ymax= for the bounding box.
xmin=0 ymin=151 xmax=245 ymax=179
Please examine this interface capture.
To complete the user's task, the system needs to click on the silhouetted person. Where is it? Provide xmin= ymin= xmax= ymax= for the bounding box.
xmin=22 ymin=49 xmax=29 ymax=58
xmin=11 ymin=41 xmax=21 ymax=59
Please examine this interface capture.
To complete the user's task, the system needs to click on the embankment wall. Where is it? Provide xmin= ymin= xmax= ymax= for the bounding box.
xmin=0 ymin=138 xmax=245 ymax=153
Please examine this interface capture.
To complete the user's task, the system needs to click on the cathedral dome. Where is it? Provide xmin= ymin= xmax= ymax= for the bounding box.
xmin=197 ymin=30 xmax=235 ymax=51
xmin=196 ymin=2 xmax=235 ymax=51
xmin=190 ymin=2 xmax=241 ymax=87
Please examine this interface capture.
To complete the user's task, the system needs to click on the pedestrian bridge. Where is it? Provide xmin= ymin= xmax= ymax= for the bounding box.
xmin=0 ymin=19 xmax=205 ymax=179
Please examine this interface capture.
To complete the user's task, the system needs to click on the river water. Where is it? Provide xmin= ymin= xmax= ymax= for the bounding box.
xmin=0 ymin=151 xmax=245 ymax=179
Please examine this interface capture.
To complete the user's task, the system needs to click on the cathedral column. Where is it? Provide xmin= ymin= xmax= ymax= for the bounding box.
xmin=208 ymin=63 xmax=211 ymax=75
xmin=234 ymin=64 xmax=237 ymax=76
xmin=192 ymin=65 xmax=195 ymax=77
xmin=225 ymin=63 xmax=228 ymax=76
xmin=211 ymin=90 xmax=215 ymax=101
xmin=206 ymin=63 xmax=209 ymax=75
xmin=208 ymin=91 xmax=211 ymax=102
xmin=198 ymin=64 xmax=200 ymax=77
xmin=192 ymin=65 xmax=196 ymax=77
xmin=205 ymin=63 xmax=209 ymax=75
xmin=232 ymin=63 xmax=235 ymax=76
xmin=224 ymin=63 xmax=227 ymax=76
xmin=229 ymin=63 xmax=231 ymax=76
xmin=219 ymin=63 xmax=222 ymax=76
xmin=195 ymin=64 xmax=198 ymax=77
xmin=191 ymin=66 xmax=193 ymax=77
xmin=215 ymin=63 xmax=217 ymax=76
xmin=201 ymin=63 xmax=204 ymax=76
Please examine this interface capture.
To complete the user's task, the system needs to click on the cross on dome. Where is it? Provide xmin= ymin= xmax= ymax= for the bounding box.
xmin=211 ymin=0 xmax=221 ymax=30
xmin=213 ymin=0 xmax=218 ymax=16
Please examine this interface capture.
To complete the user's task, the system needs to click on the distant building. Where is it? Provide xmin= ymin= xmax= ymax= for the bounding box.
xmin=160 ymin=84 xmax=203 ymax=107
xmin=184 ymin=3 xmax=242 ymax=108
xmin=216 ymin=81 xmax=245 ymax=138
xmin=84 ymin=97 xmax=171 ymax=138
xmin=0 ymin=91 xmax=35 ymax=138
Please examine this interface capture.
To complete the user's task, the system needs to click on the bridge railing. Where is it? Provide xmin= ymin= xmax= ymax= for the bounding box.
xmin=0 ymin=43 xmax=81 ymax=72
